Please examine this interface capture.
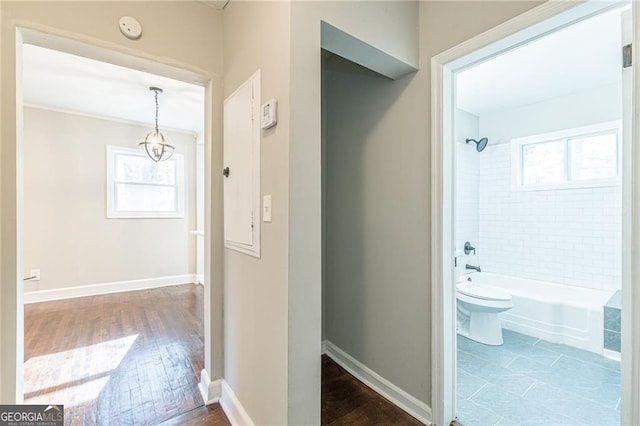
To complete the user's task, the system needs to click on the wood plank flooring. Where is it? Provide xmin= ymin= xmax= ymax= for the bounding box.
xmin=25 ymin=284 xmax=422 ymax=425
xmin=321 ymin=354 xmax=423 ymax=425
xmin=157 ymin=404 xmax=229 ymax=426
xmin=24 ymin=284 xmax=211 ymax=425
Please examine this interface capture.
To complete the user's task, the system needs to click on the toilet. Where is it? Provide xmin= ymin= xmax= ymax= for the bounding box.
xmin=456 ymin=279 xmax=513 ymax=345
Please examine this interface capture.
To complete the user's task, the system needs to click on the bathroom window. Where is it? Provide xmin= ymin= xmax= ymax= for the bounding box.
xmin=107 ymin=146 xmax=185 ymax=218
xmin=512 ymin=121 xmax=621 ymax=190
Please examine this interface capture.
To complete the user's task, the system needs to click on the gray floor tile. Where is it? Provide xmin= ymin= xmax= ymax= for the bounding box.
xmin=458 ymin=335 xmax=520 ymax=367
xmin=457 ymin=330 xmax=621 ymax=426
xmin=500 ymin=338 xmax=562 ymax=367
xmin=459 ymin=352 xmax=538 ymax=397
xmin=502 ymin=329 xmax=540 ymax=345
xmin=456 ymin=399 xmax=503 ymax=426
xmin=533 ymin=340 xmax=620 ymax=372
xmin=457 ymin=370 xmax=488 ymax=401
xmin=523 ymin=382 xmax=620 ymax=425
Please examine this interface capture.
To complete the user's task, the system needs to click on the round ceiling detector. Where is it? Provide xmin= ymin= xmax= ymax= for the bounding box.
xmin=119 ymin=16 xmax=142 ymax=40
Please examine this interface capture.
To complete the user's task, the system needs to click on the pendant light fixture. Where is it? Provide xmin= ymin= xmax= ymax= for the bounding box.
xmin=139 ymin=87 xmax=175 ymax=162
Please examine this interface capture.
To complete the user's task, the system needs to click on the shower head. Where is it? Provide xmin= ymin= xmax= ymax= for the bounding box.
xmin=466 ymin=137 xmax=488 ymax=152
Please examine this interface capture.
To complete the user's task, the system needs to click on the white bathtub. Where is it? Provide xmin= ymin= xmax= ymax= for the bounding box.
xmin=463 ymin=272 xmax=616 ymax=354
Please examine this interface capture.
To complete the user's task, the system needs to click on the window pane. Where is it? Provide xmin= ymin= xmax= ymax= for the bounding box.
xmin=116 ymin=184 xmax=176 ymax=212
xmin=115 ymin=153 xmax=176 ymax=185
xmin=522 ymin=141 xmax=565 ymax=185
xmin=569 ymin=133 xmax=617 ymax=181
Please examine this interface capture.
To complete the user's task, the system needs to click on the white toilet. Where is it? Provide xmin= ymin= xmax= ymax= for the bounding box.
xmin=456 ymin=278 xmax=513 ymax=345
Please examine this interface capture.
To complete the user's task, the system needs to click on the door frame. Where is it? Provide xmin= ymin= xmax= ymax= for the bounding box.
xmin=2 ymin=23 xmax=224 ymax=403
xmin=430 ymin=1 xmax=639 ymax=425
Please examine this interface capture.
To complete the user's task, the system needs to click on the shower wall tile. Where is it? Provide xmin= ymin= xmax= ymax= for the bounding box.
xmin=478 ymin=143 xmax=622 ymax=291
xmin=455 ymin=110 xmax=481 ymax=265
xmin=604 ymin=330 xmax=621 ymax=352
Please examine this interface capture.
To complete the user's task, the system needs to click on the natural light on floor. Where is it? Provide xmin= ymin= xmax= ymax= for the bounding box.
xmin=24 ymin=334 xmax=138 ymax=407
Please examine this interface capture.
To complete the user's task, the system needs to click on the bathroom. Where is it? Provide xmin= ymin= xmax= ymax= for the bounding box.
xmin=454 ymin=6 xmax=624 ymax=426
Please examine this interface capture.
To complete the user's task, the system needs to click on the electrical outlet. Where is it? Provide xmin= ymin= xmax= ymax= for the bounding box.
xmin=30 ymin=269 xmax=41 ymax=281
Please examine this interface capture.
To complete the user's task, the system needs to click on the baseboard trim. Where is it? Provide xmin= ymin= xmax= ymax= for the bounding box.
xmin=321 ymin=340 xmax=327 ymax=354
xmin=323 ymin=340 xmax=432 ymax=425
xmin=196 ymin=274 xmax=204 ymax=285
xmin=198 ymin=369 xmax=222 ymax=405
xmin=603 ymin=348 xmax=622 ymax=362
xmin=220 ymin=380 xmax=255 ymax=426
xmin=24 ymin=274 xmax=197 ymax=303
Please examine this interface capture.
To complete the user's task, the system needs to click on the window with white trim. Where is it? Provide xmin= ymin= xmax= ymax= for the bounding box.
xmin=511 ymin=121 xmax=621 ymax=190
xmin=107 ymin=146 xmax=185 ymax=218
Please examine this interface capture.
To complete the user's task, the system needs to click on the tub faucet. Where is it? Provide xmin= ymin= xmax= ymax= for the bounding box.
xmin=465 ymin=264 xmax=481 ymax=272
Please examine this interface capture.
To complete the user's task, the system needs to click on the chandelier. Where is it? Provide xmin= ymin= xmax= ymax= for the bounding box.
xmin=139 ymin=87 xmax=175 ymax=162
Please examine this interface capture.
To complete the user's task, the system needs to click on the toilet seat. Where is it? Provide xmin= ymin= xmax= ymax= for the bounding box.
xmin=457 ymin=282 xmax=511 ymax=302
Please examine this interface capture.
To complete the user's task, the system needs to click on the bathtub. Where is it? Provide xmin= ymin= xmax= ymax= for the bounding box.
xmin=463 ymin=272 xmax=616 ymax=354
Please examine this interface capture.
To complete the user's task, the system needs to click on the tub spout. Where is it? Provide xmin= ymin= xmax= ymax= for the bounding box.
xmin=466 ymin=264 xmax=481 ymax=272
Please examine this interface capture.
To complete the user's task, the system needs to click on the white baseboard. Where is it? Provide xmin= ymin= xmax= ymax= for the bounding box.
xmin=24 ymin=274 xmax=197 ymax=303
xmin=196 ymin=274 xmax=204 ymax=285
xmin=603 ymin=348 xmax=622 ymax=362
xmin=198 ymin=369 xmax=222 ymax=405
xmin=323 ymin=340 xmax=432 ymax=425
xmin=220 ymin=380 xmax=255 ymax=426
xmin=321 ymin=340 xmax=327 ymax=354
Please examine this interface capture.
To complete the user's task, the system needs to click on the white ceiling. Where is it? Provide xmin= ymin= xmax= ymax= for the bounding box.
xmin=456 ymin=7 xmax=623 ymax=117
xmin=22 ymin=44 xmax=205 ymax=134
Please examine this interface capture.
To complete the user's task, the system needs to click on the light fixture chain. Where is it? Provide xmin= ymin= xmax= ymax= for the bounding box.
xmin=154 ymin=88 xmax=159 ymax=133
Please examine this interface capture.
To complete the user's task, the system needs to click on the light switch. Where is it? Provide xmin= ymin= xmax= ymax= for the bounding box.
xmin=263 ymin=195 xmax=272 ymax=222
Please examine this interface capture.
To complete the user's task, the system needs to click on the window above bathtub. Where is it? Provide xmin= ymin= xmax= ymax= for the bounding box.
xmin=511 ymin=121 xmax=622 ymax=191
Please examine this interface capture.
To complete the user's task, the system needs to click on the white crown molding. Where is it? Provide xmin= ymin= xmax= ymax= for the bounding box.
xmin=24 ymin=102 xmax=200 ymax=139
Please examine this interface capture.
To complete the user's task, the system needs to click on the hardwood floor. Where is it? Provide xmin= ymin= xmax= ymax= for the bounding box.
xmin=157 ymin=404 xmax=229 ymax=426
xmin=321 ymin=355 xmax=423 ymax=425
xmin=24 ymin=285 xmax=421 ymax=425
xmin=24 ymin=284 xmax=210 ymax=425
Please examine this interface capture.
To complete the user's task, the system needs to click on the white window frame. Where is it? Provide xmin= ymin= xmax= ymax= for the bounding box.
xmin=106 ymin=145 xmax=185 ymax=218
xmin=511 ymin=120 xmax=622 ymax=191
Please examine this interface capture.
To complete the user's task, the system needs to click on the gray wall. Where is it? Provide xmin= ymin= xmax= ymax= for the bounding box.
xmin=22 ymin=107 xmax=197 ymax=292
xmin=222 ymin=2 xmax=291 ymax=424
xmin=323 ymin=55 xmax=428 ymax=402
xmin=289 ymin=3 xmax=420 ymax=421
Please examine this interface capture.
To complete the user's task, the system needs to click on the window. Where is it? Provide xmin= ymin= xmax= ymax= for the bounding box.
xmin=512 ymin=121 xmax=621 ymax=190
xmin=107 ymin=146 xmax=185 ymax=218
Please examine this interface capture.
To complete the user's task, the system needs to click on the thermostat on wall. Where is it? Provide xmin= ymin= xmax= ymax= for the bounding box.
xmin=261 ymin=99 xmax=277 ymax=129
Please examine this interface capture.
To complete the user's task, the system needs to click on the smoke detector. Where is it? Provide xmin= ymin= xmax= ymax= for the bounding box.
xmin=119 ymin=16 xmax=142 ymax=40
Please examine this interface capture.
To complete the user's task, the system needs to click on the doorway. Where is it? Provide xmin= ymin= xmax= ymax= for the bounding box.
xmin=19 ymin=41 xmax=207 ymax=422
xmin=431 ymin=1 xmax=640 ymax=425
xmin=453 ymin=7 xmax=625 ymax=425
xmin=3 ymin=25 xmax=222 ymax=413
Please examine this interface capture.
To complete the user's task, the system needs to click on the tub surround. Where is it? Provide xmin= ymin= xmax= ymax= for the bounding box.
xmin=604 ymin=290 xmax=622 ymax=354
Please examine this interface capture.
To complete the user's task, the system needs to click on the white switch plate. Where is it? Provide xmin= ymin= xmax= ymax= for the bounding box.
xmin=263 ymin=195 xmax=272 ymax=222
xmin=261 ymin=99 xmax=277 ymax=129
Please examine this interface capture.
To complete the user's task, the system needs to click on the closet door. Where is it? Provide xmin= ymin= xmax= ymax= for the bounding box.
xmin=223 ymin=70 xmax=260 ymax=257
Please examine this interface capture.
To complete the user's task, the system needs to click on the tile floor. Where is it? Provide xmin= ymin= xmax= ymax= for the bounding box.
xmin=457 ymin=329 xmax=620 ymax=426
